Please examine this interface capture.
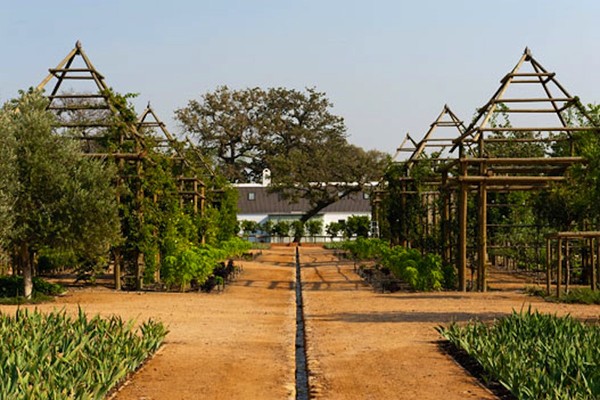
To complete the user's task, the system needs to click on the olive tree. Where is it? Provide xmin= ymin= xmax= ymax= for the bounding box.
xmin=0 ymin=90 xmax=120 ymax=298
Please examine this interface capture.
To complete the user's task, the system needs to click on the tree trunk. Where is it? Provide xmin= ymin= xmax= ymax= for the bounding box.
xmin=293 ymin=233 xmax=303 ymax=244
xmin=20 ymin=243 xmax=33 ymax=299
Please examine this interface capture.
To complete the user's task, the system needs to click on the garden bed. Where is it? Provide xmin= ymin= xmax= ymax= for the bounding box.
xmin=0 ymin=308 xmax=167 ymax=399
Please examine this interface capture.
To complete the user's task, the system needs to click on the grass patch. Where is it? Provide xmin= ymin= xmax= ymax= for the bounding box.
xmin=0 ymin=308 xmax=167 ymax=399
xmin=438 ymin=309 xmax=600 ymax=399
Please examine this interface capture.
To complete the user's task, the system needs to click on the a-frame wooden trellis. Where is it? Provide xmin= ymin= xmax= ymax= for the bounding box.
xmin=450 ymin=47 xmax=600 ymax=292
xmin=391 ymin=133 xmax=418 ymax=163
xmin=391 ymin=105 xmax=469 ymax=263
xmin=37 ymin=41 xmax=148 ymax=290
xmin=137 ymin=103 xmax=206 ymax=217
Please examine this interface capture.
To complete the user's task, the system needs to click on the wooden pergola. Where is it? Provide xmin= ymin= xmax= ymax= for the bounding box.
xmin=381 ymin=48 xmax=600 ymax=293
xmin=448 ymin=48 xmax=600 ymax=291
xmin=37 ymin=41 xmax=207 ymax=289
xmin=546 ymin=231 xmax=600 ymax=298
xmin=385 ymin=105 xmax=471 ymax=263
xmin=137 ymin=103 xmax=206 ymax=217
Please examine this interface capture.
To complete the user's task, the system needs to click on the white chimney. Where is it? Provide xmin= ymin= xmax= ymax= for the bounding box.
xmin=262 ymin=168 xmax=271 ymax=186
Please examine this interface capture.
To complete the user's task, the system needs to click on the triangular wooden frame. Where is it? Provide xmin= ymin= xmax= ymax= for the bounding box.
xmin=452 ymin=47 xmax=598 ymax=153
xmin=37 ymin=41 xmax=143 ymax=143
xmin=407 ymin=104 xmax=468 ymax=170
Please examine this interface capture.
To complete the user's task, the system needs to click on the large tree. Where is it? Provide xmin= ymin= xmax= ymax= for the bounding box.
xmin=177 ymin=86 xmax=388 ymax=237
xmin=175 ymin=86 xmax=266 ymax=182
xmin=0 ymin=90 xmax=121 ymax=298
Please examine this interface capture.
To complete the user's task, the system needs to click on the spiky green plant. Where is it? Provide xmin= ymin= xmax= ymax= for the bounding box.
xmin=0 ymin=308 xmax=167 ymax=399
xmin=438 ymin=309 xmax=600 ymax=399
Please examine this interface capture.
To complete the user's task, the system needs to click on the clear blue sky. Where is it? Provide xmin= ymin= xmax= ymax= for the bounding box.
xmin=1 ymin=1 xmax=599 ymax=153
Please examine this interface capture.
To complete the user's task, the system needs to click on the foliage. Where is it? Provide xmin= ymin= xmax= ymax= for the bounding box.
xmin=0 ymin=308 xmax=167 ymax=400
xmin=161 ymin=238 xmax=250 ymax=290
xmin=342 ymin=238 xmax=449 ymax=290
xmin=175 ymin=86 xmax=266 ymax=182
xmin=344 ymin=215 xmax=370 ymax=238
xmin=518 ymin=105 xmax=600 ymax=267
xmin=323 ymin=241 xmax=347 ymax=250
xmin=0 ymin=276 xmax=64 ymax=298
xmin=305 ymin=219 xmax=324 ymax=237
xmin=198 ymin=184 xmax=239 ymax=245
xmin=343 ymin=237 xmax=389 ymax=260
xmin=272 ymin=220 xmax=291 ymax=238
xmin=484 ymin=103 xmax=546 ymax=158
xmin=438 ymin=309 xmax=600 ymax=399
xmin=260 ymin=220 xmax=274 ymax=237
xmin=380 ymin=162 xmax=424 ymax=246
xmin=240 ymin=220 xmax=260 ymax=236
xmin=326 ymin=221 xmax=343 ymax=239
xmin=0 ymin=117 xmax=15 ymax=252
xmin=552 ymin=288 xmax=600 ymax=305
xmin=291 ymin=220 xmax=305 ymax=241
xmin=561 ymin=104 xmax=600 ymax=226
xmin=177 ymin=86 xmax=388 ymax=226
xmin=0 ymin=90 xmax=120 ymax=297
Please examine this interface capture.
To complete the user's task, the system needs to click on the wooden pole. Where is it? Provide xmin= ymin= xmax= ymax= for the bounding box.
xmin=557 ymin=238 xmax=562 ymax=299
xmin=477 ymin=152 xmax=488 ymax=292
xmin=193 ymin=178 xmax=198 ymax=215
xmin=135 ymin=152 xmax=145 ymax=291
xmin=546 ymin=238 xmax=551 ymax=296
xmin=565 ymin=240 xmax=570 ymax=294
xmin=441 ymin=172 xmax=451 ymax=266
xmin=597 ymin=238 xmax=600 ymax=292
xmin=424 ymin=193 xmax=430 ymax=254
xmin=590 ymin=238 xmax=596 ymax=291
xmin=477 ymin=182 xmax=488 ymax=292
xmin=458 ymin=182 xmax=468 ymax=291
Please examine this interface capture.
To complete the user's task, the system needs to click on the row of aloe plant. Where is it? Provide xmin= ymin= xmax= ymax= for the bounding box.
xmin=438 ymin=309 xmax=600 ymax=400
xmin=0 ymin=308 xmax=167 ymax=399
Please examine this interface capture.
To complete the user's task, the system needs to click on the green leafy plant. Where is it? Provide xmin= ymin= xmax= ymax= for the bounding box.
xmin=438 ymin=309 xmax=600 ymax=399
xmin=0 ymin=276 xmax=64 ymax=298
xmin=161 ymin=238 xmax=250 ymax=291
xmin=0 ymin=308 xmax=167 ymax=399
xmin=341 ymin=238 xmax=448 ymax=291
xmin=552 ymin=288 xmax=600 ymax=305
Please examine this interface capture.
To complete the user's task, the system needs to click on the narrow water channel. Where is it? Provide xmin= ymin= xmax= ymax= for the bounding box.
xmin=295 ymin=247 xmax=309 ymax=400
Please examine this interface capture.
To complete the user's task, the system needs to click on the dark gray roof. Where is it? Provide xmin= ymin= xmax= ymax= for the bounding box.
xmin=236 ymin=186 xmax=371 ymax=215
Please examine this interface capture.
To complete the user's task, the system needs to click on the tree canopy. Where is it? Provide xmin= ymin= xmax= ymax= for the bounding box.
xmin=0 ymin=90 xmax=121 ymax=297
xmin=176 ymin=86 xmax=388 ymax=230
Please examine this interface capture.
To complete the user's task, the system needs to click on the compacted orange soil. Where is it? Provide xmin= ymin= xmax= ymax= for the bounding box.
xmin=1 ymin=246 xmax=597 ymax=399
xmin=298 ymin=247 xmax=599 ymax=400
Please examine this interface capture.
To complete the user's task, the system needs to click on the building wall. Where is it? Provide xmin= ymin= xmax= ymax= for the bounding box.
xmin=237 ymin=211 xmax=371 ymax=238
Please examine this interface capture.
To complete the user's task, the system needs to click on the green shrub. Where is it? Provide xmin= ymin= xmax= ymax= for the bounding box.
xmin=554 ymin=288 xmax=600 ymax=305
xmin=161 ymin=238 xmax=251 ymax=290
xmin=0 ymin=276 xmax=64 ymax=298
xmin=342 ymin=238 xmax=447 ymax=291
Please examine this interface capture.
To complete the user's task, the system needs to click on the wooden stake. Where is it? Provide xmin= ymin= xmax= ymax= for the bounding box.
xmin=546 ymin=238 xmax=551 ymax=296
xmin=557 ymin=238 xmax=562 ymax=299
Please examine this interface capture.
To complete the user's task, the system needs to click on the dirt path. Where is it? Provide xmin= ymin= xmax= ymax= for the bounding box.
xmin=1 ymin=248 xmax=298 ymax=400
xmin=1 ymin=246 xmax=598 ymax=399
xmin=299 ymin=247 xmax=600 ymax=400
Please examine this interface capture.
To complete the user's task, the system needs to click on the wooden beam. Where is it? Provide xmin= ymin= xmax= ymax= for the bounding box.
xmin=458 ymin=176 xmax=565 ymax=184
xmin=461 ymin=156 xmax=583 ymax=165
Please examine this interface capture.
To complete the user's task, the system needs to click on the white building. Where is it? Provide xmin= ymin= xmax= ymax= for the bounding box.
xmin=234 ymin=180 xmax=374 ymax=241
